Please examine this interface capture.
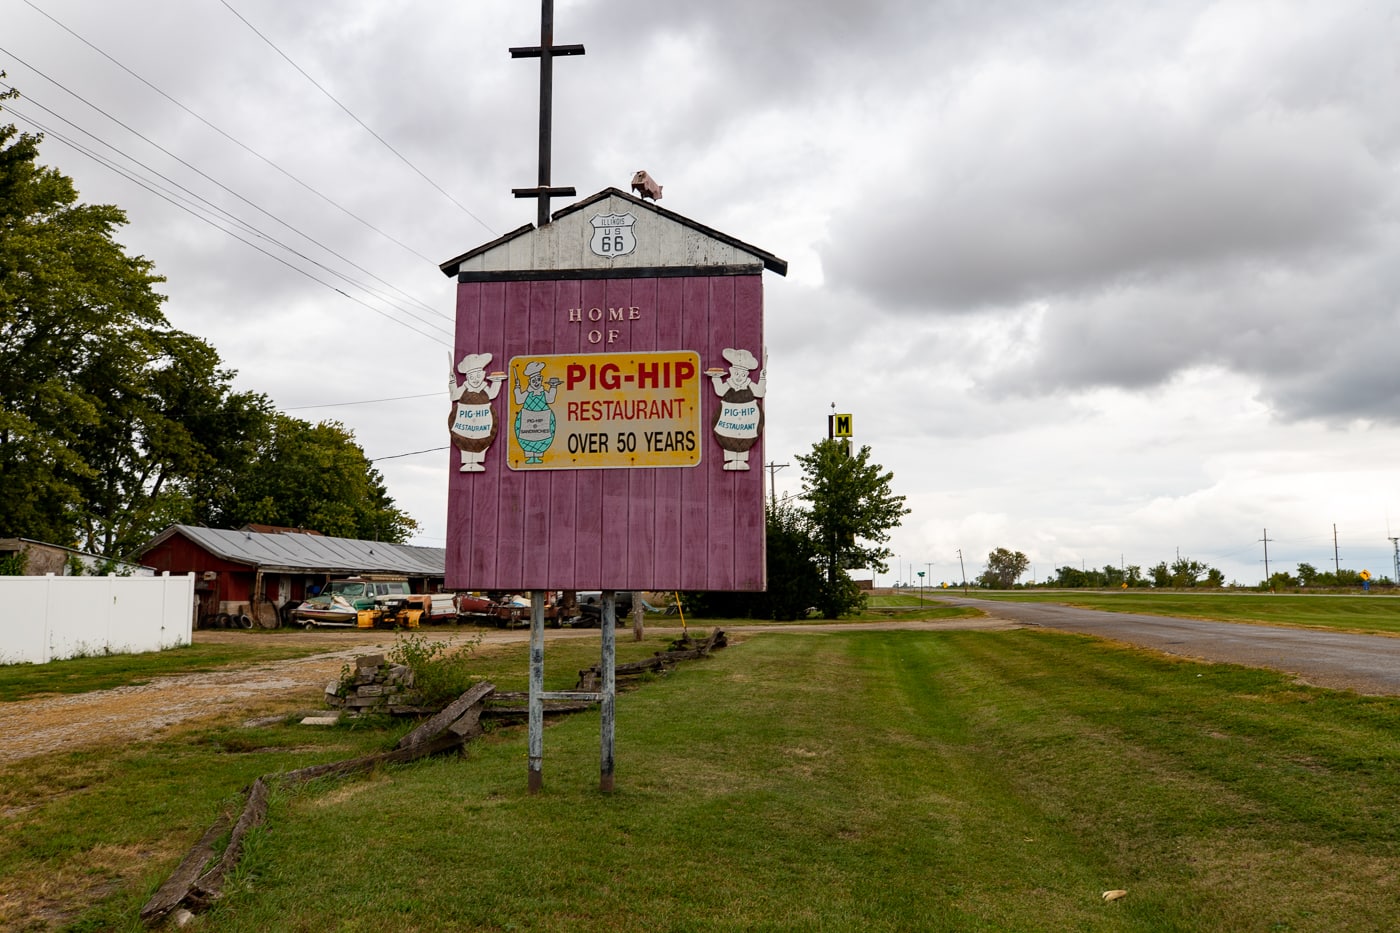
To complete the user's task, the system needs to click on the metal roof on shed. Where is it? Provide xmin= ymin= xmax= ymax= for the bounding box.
xmin=145 ymin=525 xmax=445 ymax=576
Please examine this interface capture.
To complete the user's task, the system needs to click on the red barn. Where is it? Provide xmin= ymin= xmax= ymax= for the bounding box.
xmin=139 ymin=525 xmax=446 ymax=627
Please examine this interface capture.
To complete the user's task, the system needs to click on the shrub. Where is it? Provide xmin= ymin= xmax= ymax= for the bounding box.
xmin=388 ymin=631 xmax=482 ymax=707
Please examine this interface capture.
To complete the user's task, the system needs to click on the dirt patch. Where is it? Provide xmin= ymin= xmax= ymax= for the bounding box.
xmin=0 ymin=619 xmax=1011 ymax=765
xmin=0 ymin=630 xmax=487 ymax=764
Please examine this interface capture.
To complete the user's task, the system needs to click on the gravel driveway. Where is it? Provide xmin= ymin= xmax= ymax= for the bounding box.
xmin=0 ymin=629 xmax=534 ymax=764
xmin=0 ymin=619 xmax=1015 ymax=765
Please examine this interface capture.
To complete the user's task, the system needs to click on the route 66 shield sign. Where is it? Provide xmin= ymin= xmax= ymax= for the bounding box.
xmin=589 ymin=212 xmax=637 ymax=258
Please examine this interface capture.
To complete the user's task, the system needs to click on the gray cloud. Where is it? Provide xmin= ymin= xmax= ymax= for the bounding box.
xmin=9 ymin=0 xmax=1399 ymax=573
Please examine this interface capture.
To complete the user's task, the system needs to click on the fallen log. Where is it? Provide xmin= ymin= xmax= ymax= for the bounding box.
xmin=395 ymin=681 xmax=495 ymax=750
xmin=574 ymin=629 xmax=728 ymax=689
xmin=667 ymin=628 xmax=727 ymax=653
xmin=281 ymin=731 xmax=468 ymax=786
xmin=187 ymin=776 xmax=270 ymax=908
xmin=139 ymin=811 xmax=233 ymax=924
xmin=143 ymin=732 xmax=470 ymax=926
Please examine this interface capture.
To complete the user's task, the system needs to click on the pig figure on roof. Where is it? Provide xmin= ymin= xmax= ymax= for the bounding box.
xmin=630 ymin=170 xmax=662 ymax=201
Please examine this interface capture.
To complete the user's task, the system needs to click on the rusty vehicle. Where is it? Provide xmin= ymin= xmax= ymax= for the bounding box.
xmin=291 ymin=578 xmax=440 ymax=629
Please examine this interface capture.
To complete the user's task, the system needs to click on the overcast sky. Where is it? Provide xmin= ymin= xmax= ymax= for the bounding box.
xmin=6 ymin=0 xmax=1399 ymax=585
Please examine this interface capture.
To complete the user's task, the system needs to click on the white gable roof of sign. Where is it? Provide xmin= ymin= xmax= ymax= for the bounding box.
xmin=440 ymin=187 xmax=787 ymax=280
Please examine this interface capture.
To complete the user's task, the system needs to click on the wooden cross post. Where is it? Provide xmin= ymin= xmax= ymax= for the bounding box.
xmin=526 ymin=589 xmax=618 ymax=794
xmin=510 ymin=0 xmax=584 ymax=227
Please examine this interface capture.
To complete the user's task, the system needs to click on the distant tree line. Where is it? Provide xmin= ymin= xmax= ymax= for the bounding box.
xmin=1043 ymin=556 xmax=1226 ymax=589
xmin=1269 ymin=564 xmax=1379 ymax=590
xmin=0 ymin=88 xmax=416 ymax=560
xmin=974 ymin=547 xmax=1388 ymax=590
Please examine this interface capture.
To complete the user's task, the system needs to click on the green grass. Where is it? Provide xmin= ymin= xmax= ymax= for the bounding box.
xmin=0 ymin=639 xmax=338 ymax=703
xmin=207 ymin=630 xmax=1400 ymax=931
xmin=10 ymin=628 xmax=1400 ymax=930
xmin=963 ymin=589 xmax=1400 ymax=635
xmin=0 ymin=632 xmax=681 ymax=930
xmin=849 ymin=593 xmax=981 ymax=622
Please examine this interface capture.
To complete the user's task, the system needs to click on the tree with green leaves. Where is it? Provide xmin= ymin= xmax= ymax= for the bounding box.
xmin=1 ymin=87 xmax=181 ymax=550
xmin=0 ymin=87 xmax=417 ymax=553
xmin=1050 ymin=565 xmax=1092 ymax=587
xmin=206 ymin=414 xmax=417 ymax=542
xmin=71 ymin=331 xmax=278 ymax=557
xmin=1147 ymin=555 xmax=1222 ymax=588
xmin=979 ymin=547 xmax=1029 ymax=588
xmin=762 ymin=498 xmax=826 ymax=620
xmin=795 ymin=439 xmax=909 ymax=618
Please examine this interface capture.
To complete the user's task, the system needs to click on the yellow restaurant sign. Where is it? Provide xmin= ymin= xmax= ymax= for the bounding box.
xmin=506 ymin=350 xmax=702 ymax=470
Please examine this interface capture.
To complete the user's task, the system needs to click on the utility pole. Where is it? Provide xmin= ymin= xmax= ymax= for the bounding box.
xmin=1389 ymin=536 xmax=1399 ymax=585
xmin=1333 ymin=523 xmax=1341 ymax=578
xmin=765 ymin=461 xmax=788 ymax=508
xmin=510 ymin=0 xmax=584 ymax=228
xmin=1259 ymin=528 xmax=1272 ymax=583
xmin=956 ymin=549 xmax=967 ymax=594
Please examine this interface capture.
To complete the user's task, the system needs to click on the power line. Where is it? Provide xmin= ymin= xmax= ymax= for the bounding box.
xmin=370 ymin=446 xmax=449 ymax=462
xmin=20 ymin=0 xmax=444 ymax=277
xmin=286 ymin=392 xmax=442 ymax=411
xmin=0 ymin=54 xmax=453 ymax=332
xmin=8 ymin=106 xmax=451 ymax=347
xmin=218 ymin=0 xmax=496 ymax=235
xmin=3 ymin=91 xmax=452 ymax=343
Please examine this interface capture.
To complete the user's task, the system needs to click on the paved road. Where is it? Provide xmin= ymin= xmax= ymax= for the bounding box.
xmin=935 ymin=596 xmax=1400 ymax=696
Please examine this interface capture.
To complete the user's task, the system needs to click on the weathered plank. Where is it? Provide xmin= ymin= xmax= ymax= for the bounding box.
xmin=144 ymin=695 xmax=502 ymax=925
xmin=483 ymin=697 xmax=595 ymax=717
xmin=573 ymin=629 xmax=727 ymax=688
xmin=281 ymin=731 xmax=467 ymax=787
xmin=139 ymin=811 xmax=233 ymax=924
xmin=189 ymin=776 xmax=270 ymax=906
xmin=394 ymin=681 xmax=496 ymax=750
xmin=447 ymin=704 xmax=484 ymax=740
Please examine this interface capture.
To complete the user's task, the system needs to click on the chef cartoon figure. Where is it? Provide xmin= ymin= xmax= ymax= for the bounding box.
xmin=513 ymin=360 xmax=560 ymax=464
xmin=449 ymin=352 xmax=504 ymax=472
xmin=709 ymin=347 xmax=766 ymax=471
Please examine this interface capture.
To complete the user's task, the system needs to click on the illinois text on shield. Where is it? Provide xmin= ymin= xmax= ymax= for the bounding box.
xmin=589 ymin=212 xmax=638 ymax=258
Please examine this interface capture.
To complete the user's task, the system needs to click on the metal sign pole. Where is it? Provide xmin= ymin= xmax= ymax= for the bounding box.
xmin=524 ymin=588 xmax=617 ymax=793
xmin=527 ymin=590 xmax=545 ymax=793
xmin=600 ymin=590 xmax=617 ymax=792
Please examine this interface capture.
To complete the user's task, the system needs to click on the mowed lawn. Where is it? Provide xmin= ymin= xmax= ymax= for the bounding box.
xmin=183 ymin=628 xmax=1400 ymax=932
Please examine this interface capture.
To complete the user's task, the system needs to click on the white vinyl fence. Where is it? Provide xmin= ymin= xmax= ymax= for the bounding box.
xmin=0 ymin=573 xmax=195 ymax=665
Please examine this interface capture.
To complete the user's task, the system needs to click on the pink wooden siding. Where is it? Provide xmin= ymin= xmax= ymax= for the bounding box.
xmin=446 ymin=275 xmax=766 ymax=591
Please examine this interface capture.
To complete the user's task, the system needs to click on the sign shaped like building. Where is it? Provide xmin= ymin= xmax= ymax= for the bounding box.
xmin=441 ymin=188 xmax=786 ymax=592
